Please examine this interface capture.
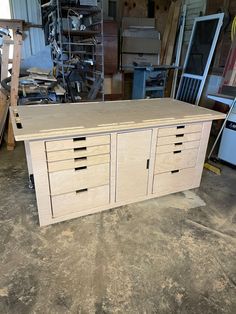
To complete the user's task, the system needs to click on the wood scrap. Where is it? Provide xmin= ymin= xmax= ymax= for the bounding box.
xmin=29 ymin=74 xmax=57 ymax=82
xmin=1 ymin=36 xmax=11 ymax=82
xmin=0 ymin=35 xmax=11 ymax=146
xmin=0 ymin=92 xmax=9 ymax=143
xmin=54 ymin=84 xmax=66 ymax=95
xmin=27 ymin=67 xmax=51 ymax=76
xmin=7 ymin=31 xmax=23 ymax=150
xmin=160 ymin=1 xmax=175 ymax=63
xmin=160 ymin=0 xmax=182 ymax=65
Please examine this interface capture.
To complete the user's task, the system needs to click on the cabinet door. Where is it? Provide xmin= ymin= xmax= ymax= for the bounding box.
xmin=116 ymin=130 xmax=152 ymax=202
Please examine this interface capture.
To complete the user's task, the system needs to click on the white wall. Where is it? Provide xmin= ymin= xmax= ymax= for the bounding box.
xmin=0 ymin=0 xmax=11 ymax=18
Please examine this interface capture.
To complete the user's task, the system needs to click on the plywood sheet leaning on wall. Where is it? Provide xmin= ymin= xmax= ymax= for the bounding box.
xmin=155 ymin=0 xmax=172 ymax=38
xmin=120 ymin=0 xmax=171 ymax=38
xmin=160 ymin=0 xmax=181 ymax=65
xmin=122 ymin=0 xmax=147 ymax=18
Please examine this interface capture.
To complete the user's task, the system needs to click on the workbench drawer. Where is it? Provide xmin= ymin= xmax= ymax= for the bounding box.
xmin=155 ymin=148 xmax=198 ymax=174
xmin=153 ymin=167 xmax=200 ymax=196
xmin=158 ymin=123 xmax=202 ymax=137
xmin=46 ymin=135 xmax=110 ymax=152
xmin=49 ymin=163 xmax=110 ymax=195
xmin=156 ymin=140 xmax=200 ymax=154
xmin=157 ymin=132 xmax=201 ymax=146
xmin=47 ymin=145 xmax=110 ymax=162
xmin=51 ymin=185 xmax=110 ymax=218
xmin=48 ymin=154 xmax=110 ymax=172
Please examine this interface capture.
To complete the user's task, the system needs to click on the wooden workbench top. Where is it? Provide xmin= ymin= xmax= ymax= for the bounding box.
xmin=11 ymin=98 xmax=225 ymax=141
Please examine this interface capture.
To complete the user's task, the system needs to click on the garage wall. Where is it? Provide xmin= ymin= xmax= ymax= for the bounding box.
xmin=10 ymin=0 xmax=45 ymax=60
xmin=183 ymin=0 xmax=206 ymax=44
xmin=180 ymin=0 xmax=206 ymax=64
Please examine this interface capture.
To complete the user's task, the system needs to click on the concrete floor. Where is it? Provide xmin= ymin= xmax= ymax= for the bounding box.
xmin=0 ymin=142 xmax=236 ymax=314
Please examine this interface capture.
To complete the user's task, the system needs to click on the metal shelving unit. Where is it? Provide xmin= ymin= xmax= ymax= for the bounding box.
xmin=41 ymin=0 xmax=104 ymax=102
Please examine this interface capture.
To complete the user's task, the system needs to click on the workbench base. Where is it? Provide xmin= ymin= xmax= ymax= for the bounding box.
xmin=25 ymin=121 xmax=211 ymax=226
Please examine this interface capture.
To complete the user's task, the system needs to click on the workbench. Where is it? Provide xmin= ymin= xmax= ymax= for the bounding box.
xmin=10 ymin=98 xmax=225 ymax=226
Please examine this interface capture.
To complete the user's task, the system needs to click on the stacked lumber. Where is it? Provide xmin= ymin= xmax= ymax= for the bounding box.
xmin=160 ymin=0 xmax=182 ymax=65
xmin=0 ymin=20 xmax=23 ymax=150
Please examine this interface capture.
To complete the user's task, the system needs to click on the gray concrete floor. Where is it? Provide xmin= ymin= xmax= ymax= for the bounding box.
xmin=0 ymin=142 xmax=236 ymax=314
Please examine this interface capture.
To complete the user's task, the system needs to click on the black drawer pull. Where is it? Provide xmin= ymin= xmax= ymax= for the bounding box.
xmin=177 ymin=125 xmax=185 ymax=129
xmin=73 ymin=137 xmax=86 ymax=142
xmin=75 ymin=166 xmax=87 ymax=171
xmin=74 ymin=157 xmax=87 ymax=161
xmin=171 ymin=170 xmax=180 ymax=174
xmin=16 ymin=122 xmax=23 ymax=129
xmin=176 ymin=134 xmax=184 ymax=138
xmin=146 ymin=159 xmax=150 ymax=169
xmin=74 ymin=147 xmax=87 ymax=152
xmin=175 ymin=142 xmax=183 ymax=146
xmin=76 ymin=188 xmax=88 ymax=194
xmin=174 ymin=150 xmax=182 ymax=154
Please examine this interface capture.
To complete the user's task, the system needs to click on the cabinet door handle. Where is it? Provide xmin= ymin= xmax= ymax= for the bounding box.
xmin=177 ymin=125 xmax=185 ymax=129
xmin=146 ymin=159 xmax=150 ymax=169
xmin=174 ymin=150 xmax=182 ymax=154
xmin=176 ymin=134 xmax=184 ymax=138
xmin=175 ymin=142 xmax=183 ymax=146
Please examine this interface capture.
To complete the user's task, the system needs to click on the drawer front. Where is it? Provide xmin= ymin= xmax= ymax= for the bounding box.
xmin=48 ymin=154 xmax=110 ymax=172
xmin=153 ymin=167 xmax=201 ymax=196
xmin=157 ymin=140 xmax=200 ymax=154
xmin=158 ymin=123 xmax=202 ymax=137
xmin=49 ymin=163 xmax=110 ymax=195
xmin=155 ymin=148 xmax=199 ymax=174
xmin=52 ymin=185 xmax=110 ymax=218
xmin=46 ymin=135 xmax=110 ymax=152
xmin=47 ymin=145 xmax=110 ymax=162
xmin=157 ymin=132 xmax=201 ymax=146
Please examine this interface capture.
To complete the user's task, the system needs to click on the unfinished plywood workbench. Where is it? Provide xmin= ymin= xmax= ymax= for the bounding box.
xmin=10 ymin=98 xmax=225 ymax=226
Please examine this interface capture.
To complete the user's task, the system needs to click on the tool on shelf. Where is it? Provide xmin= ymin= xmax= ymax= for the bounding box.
xmin=41 ymin=0 xmax=104 ymax=102
xmin=131 ymin=65 xmax=179 ymax=100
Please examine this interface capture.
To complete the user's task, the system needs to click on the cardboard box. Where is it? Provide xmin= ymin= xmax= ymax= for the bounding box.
xmin=122 ymin=53 xmax=159 ymax=69
xmin=122 ymin=17 xmax=156 ymax=31
xmin=122 ymin=37 xmax=161 ymax=54
xmin=123 ymin=28 xmax=160 ymax=39
xmin=122 ymin=20 xmax=161 ymax=55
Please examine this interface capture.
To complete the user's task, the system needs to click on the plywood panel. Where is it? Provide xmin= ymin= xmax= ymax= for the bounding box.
xmin=29 ymin=141 xmax=52 ymax=226
xmin=46 ymin=145 xmax=110 ymax=162
xmin=158 ymin=123 xmax=202 ymax=137
xmin=10 ymin=98 xmax=225 ymax=141
xmin=157 ymin=132 xmax=202 ymax=145
xmin=155 ymin=148 xmax=199 ymax=173
xmin=153 ymin=166 xmax=202 ymax=196
xmin=116 ymin=130 xmax=152 ymax=202
xmin=48 ymin=154 xmax=110 ymax=172
xmin=157 ymin=140 xmax=200 ymax=153
xmin=46 ymin=134 xmax=110 ymax=152
xmin=49 ymin=163 xmax=110 ymax=196
xmin=52 ymin=185 xmax=110 ymax=218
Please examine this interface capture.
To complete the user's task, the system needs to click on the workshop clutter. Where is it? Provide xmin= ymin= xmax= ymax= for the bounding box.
xmin=121 ymin=17 xmax=161 ymax=69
